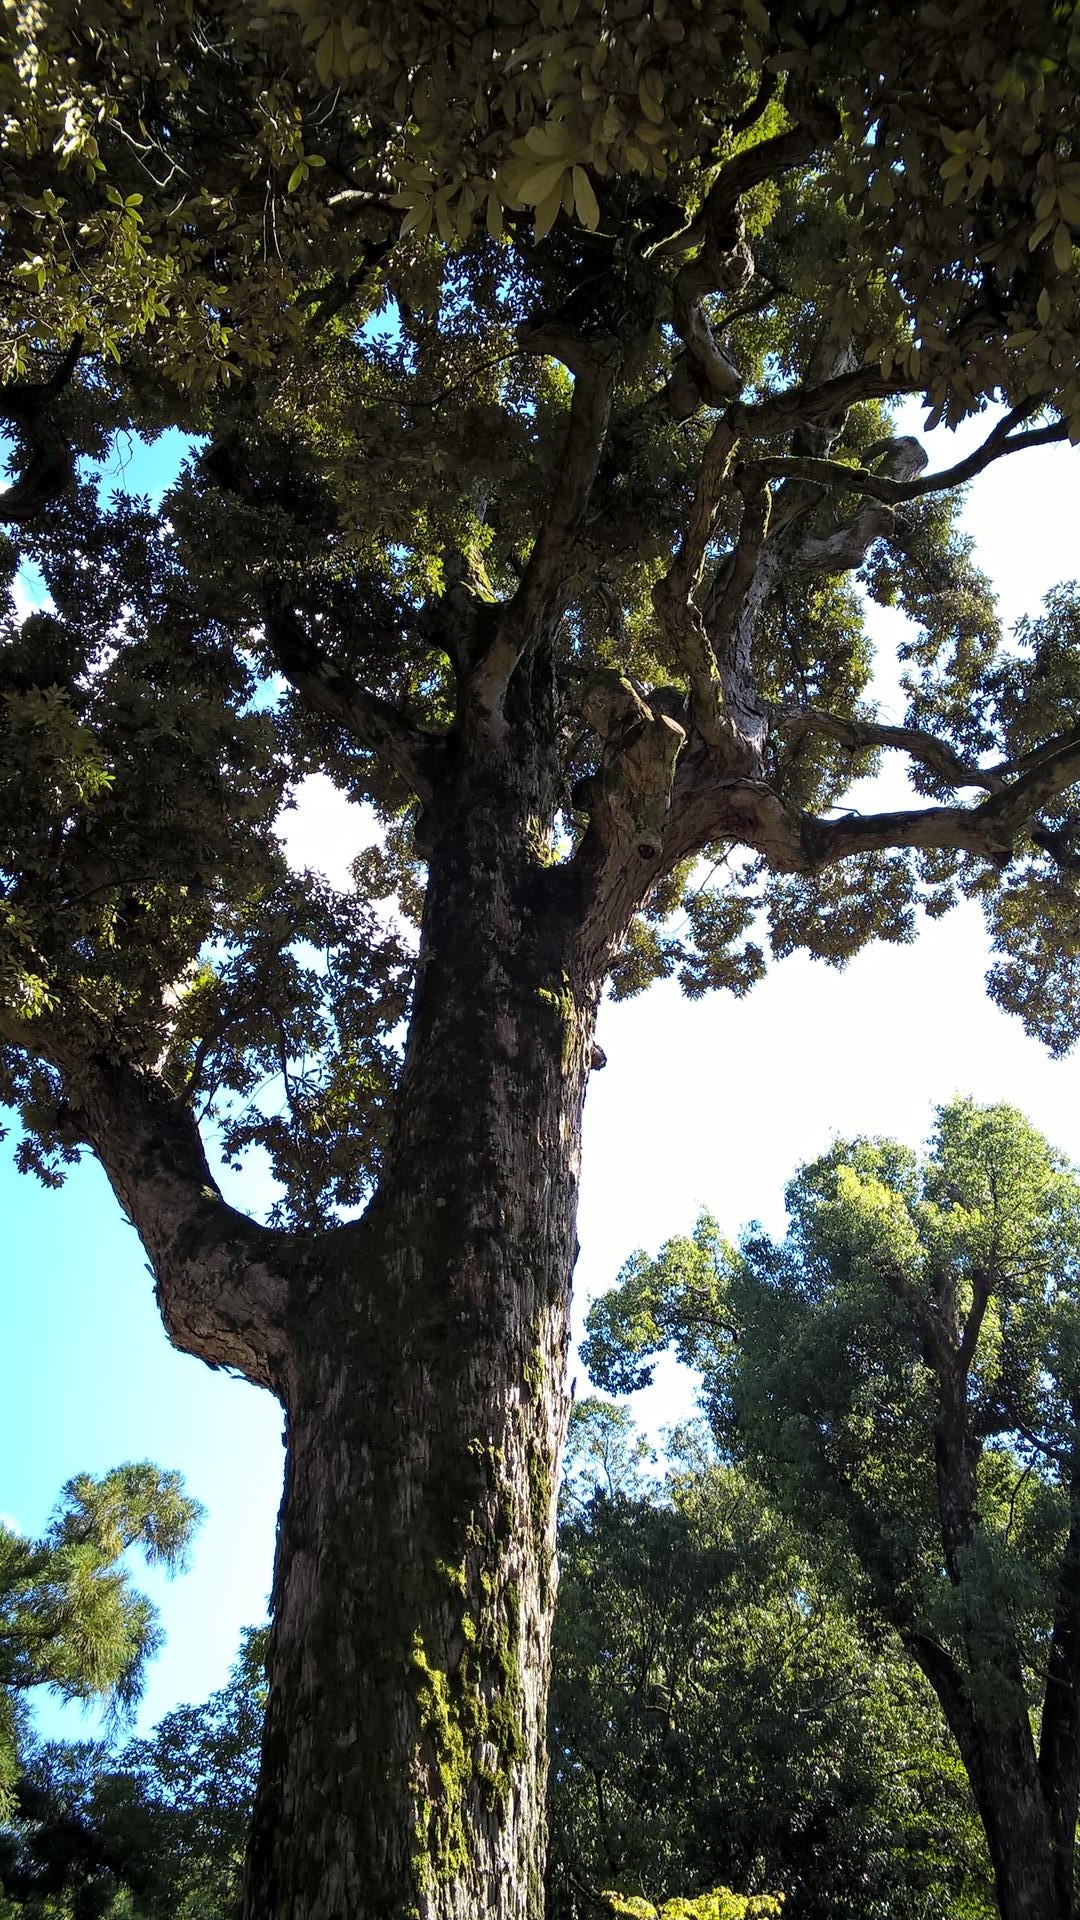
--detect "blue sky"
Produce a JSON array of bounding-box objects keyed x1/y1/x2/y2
[{"x1": 3, "y1": 406, "x2": 1080, "y2": 1743}]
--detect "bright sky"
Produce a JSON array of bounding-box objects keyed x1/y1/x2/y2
[{"x1": 3, "y1": 405, "x2": 1079, "y2": 1744}]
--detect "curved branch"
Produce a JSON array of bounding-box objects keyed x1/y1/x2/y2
[
  {"x1": 662, "y1": 721, "x2": 1080, "y2": 881},
  {"x1": 771, "y1": 707, "x2": 999, "y2": 792},
  {"x1": 0, "y1": 1020, "x2": 293, "y2": 1395},
  {"x1": 732, "y1": 365, "x2": 920, "y2": 436},
  {"x1": 742, "y1": 407, "x2": 1067, "y2": 504},
  {"x1": 265, "y1": 600, "x2": 444, "y2": 804},
  {"x1": 663, "y1": 104, "x2": 840, "y2": 412}
]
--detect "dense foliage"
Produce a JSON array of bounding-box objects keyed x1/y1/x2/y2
[
  {"x1": 6, "y1": 1, "x2": 1080, "y2": 1911},
  {"x1": 5, "y1": 2, "x2": 1080, "y2": 1193},
  {"x1": 550, "y1": 1406, "x2": 991, "y2": 1920},
  {"x1": 585, "y1": 1100, "x2": 1080, "y2": 1919},
  {"x1": 0, "y1": 1630, "x2": 263, "y2": 1920},
  {"x1": 0, "y1": 1466, "x2": 201, "y2": 1875},
  {"x1": 0, "y1": 1432, "x2": 995, "y2": 1920}
]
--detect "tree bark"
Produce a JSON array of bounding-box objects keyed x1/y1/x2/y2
[
  {"x1": 910, "y1": 1632, "x2": 1073, "y2": 1920},
  {"x1": 962, "y1": 1727, "x2": 1072, "y2": 1920},
  {"x1": 242, "y1": 779, "x2": 600, "y2": 1919},
  {"x1": 1038, "y1": 1441, "x2": 1080, "y2": 1916}
]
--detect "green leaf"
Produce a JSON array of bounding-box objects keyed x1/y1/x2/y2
[{"x1": 571, "y1": 164, "x2": 600, "y2": 230}]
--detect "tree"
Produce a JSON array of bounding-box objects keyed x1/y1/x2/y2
[
  {"x1": 0, "y1": 1465, "x2": 202, "y2": 1900},
  {"x1": 550, "y1": 1406, "x2": 991, "y2": 1920},
  {"x1": 584, "y1": 1101, "x2": 1080, "y2": 1920},
  {"x1": 4, "y1": 2, "x2": 1080, "y2": 1913},
  {"x1": 1, "y1": 1628, "x2": 264, "y2": 1920}
]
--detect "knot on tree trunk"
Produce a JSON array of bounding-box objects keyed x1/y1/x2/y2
[{"x1": 578, "y1": 671, "x2": 686, "y2": 858}]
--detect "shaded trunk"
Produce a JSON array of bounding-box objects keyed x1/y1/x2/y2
[
  {"x1": 915, "y1": 1632, "x2": 1073, "y2": 1920},
  {"x1": 964, "y1": 1726, "x2": 1072, "y2": 1920},
  {"x1": 1038, "y1": 1442, "x2": 1080, "y2": 1919},
  {"x1": 242, "y1": 780, "x2": 599, "y2": 1919}
]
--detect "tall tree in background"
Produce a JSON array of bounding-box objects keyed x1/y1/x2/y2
[
  {"x1": 4, "y1": 3, "x2": 1080, "y2": 1913},
  {"x1": 584, "y1": 1102, "x2": 1080, "y2": 1920},
  {"x1": 550, "y1": 1407, "x2": 991, "y2": 1920},
  {"x1": 0, "y1": 1467, "x2": 201, "y2": 1843}
]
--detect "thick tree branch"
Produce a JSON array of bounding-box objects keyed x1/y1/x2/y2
[
  {"x1": 705, "y1": 481, "x2": 772, "y2": 668},
  {"x1": 771, "y1": 708, "x2": 999, "y2": 792},
  {"x1": 265, "y1": 600, "x2": 444, "y2": 803},
  {"x1": 658, "y1": 718, "x2": 1080, "y2": 889},
  {"x1": 661, "y1": 101, "x2": 840, "y2": 416},
  {"x1": 741, "y1": 407, "x2": 1067, "y2": 505},
  {"x1": 878, "y1": 1261, "x2": 955, "y2": 1374},
  {"x1": 904, "y1": 1630, "x2": 979, "y2": 1760},
  {"x1": 649, "y1": 417, "x2": 741, "y2": 754},
  {"x1": 802, "y1": 733, "x2": 1080, "y2": 866},
  {"x1": 469, "y1": 343, "x2": 619, "y2": 731},
  {"x1": 957, "y1": 1267, "x2": 993, "y2": 1373},
  {"x1": 0, "y1": 1021, "x2": 293, "y2": 1394},
  {"x1": 732, "y1": 365, "x2": 921, "y2": 437},
  {"x1": 0, "y1": 338, "x2": 81, "y2": 523},
  {"x1": 575, "y1": 671, "x2": 686, "y2": 861}
]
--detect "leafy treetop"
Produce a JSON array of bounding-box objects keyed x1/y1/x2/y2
[
  {"x1": 0, "y1": 1466, "x2": 202, "y2": 1824},
  {"x1": 3, "y1": 3, "x2": 1080, "y2": 1237}
]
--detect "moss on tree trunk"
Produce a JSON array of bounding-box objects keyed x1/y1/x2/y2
[{"x1": 242, "y1": 805, "x2": 598, "y2": 1919}]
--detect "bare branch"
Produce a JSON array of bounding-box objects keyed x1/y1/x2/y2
[
  {"x1": 771, "y1": 708, "x2": 999, "y2": 793},
  {"x1": 741, "y1": 407, "x2": 1067, "y2": 505}
]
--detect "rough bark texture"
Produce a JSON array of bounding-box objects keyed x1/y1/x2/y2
[
  {"x1": 241, "y1": 749, "x2": 601, "y2": 1919},
  {"x1": 963, "y1": 1731, "x2": 1071, "y2": 1920}
]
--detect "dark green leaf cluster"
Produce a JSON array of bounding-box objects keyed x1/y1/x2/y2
[
  {"x1": 585, "y1": 1100, "x2": 1080, "y2": 1911},
  {"x1": 0, "y1": 1629, "x2": 264, "y2": 1920},
  {"x1": 549, "y1": 1418, "x2": 991, "y2": 1920},
  {"x1": 0, "y1": 1467, "x2": 202, "y2": 1829}
]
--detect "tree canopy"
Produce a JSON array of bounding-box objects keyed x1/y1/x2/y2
[
  {"x1": 5, "y1": 2, "x2": 1080, "y2": 1208},
  {"x1": 584, "y1": 1099, "x2": 1080, "y2": 1920},
  {"x1": 550, "y1": 1405, "x2": 991, "y2": 1920},
  {"x1": 0, "y1": 1466, "x2": 202, "y2": 1831},
  {"x1": 6, "y1": 3, "x2": 1080, "y2": 1914},
  {"x1": 1, "y1": 1628, "x2": 263, "y2": 1920}
]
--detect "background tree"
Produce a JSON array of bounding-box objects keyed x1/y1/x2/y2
[
  {"x1": 549, "y1": 1405, "x2": 991, "y2": 1920},
  {"x1": 5, "y1": 3, "x2": 1080, "y2": 1914},
  {"x1": 0, "y1": 1466, "x2": 201, "y2": 1909},
  {"x1": 1, "y1": 1628, "x2": 263, "y2": 1920},
  {"x1": 584, "y1": 1100, "x2": 1080, "y2": 1920}
]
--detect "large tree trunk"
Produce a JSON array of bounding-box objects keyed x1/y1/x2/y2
[
  {"x1": 910, "y1": 1630, "x2": 1074, "y2": 1920},
  {"x1": 1039, "y1": 1444, "x2": 1080, "y2": 1918},
  {"x1": 964, "y1": 1726, "x2": 1072, "y2": 1920},
  {"x1": 242, "y1": 777, "x2": 600, "y2": 1919}
]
